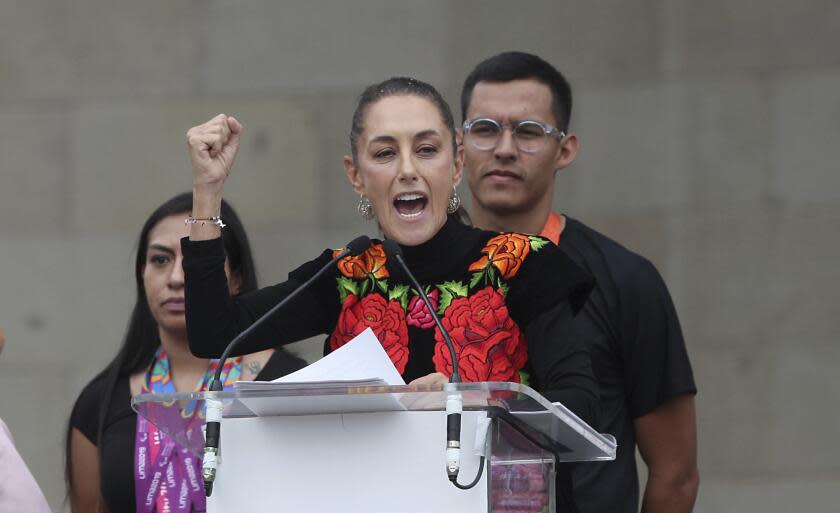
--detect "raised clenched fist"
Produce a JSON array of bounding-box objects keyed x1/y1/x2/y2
[{"x1": 186, "y1": 114, "x2": 243, "y2": 188}]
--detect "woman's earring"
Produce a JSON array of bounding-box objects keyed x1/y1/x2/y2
[
  {"x1": 447, "y1": 187, "x2": 461, "y2": 214},
  {"x1": 358, "y1": 195, "x2": 375, "y2": 220}
]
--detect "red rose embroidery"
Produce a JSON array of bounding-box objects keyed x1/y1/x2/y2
[
  {"x1": 329, "y1": 293, "x2": 409, "y2": 373},
  {"x1": 406, "y1": 289, "x2": 440, "y2": 329},
  {"x1": 432, "y1": 286, "x2": 527, "y2": 382}
]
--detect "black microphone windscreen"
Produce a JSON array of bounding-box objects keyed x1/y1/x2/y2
[
  {"x1": 381, "y1": 239, "x2": 403, "y2": 258},
  {"x1": 345, "y1": 235, "x2": 372, "y2": 257}
]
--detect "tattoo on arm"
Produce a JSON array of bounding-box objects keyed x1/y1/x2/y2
[{"x1": 246, "y1": 361, "x2": 264, "y2": 377}]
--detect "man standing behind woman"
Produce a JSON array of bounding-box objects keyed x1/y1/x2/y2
[{"x1": 460, "y1": 52, "x2": 699, "y2": 513}]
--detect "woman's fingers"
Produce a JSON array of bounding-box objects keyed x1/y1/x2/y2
[
  {"x1": 227, "y1": 115, "x2": 243, "y2": 134},
  {"x1": 186, "y1": 113, "x2": 244, "y2": 186},
  {"x1": 187, "y1": 114, "x2": 229, "y2": 155},
  {"x1": 220, "y1": 116, "x2": 242, "y2": 163},
  {"x1": 409, "y1": 372, "x2": 449, "y2": 387}
]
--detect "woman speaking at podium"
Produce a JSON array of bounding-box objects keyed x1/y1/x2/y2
[{"x1": 183, "y1": 77, "x2": 597, "y2": 419}]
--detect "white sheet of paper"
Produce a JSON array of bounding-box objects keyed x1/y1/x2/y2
[
  {"x1": 271, "y1": 326, "x2": 405, "y2": 385},
  {"x1": 232, "y1": 328, "x2": 406, "y2": 416}
]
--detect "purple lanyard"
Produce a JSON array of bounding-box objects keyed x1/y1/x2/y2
[
  {"x1": 135, "y1": 414, "x2": 205, "y2": 513},
  {"x1": 135, "y1": 348, "x2": 241, "y2": 513}
]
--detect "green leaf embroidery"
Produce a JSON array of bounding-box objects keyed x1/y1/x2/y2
[
  {"x1": 437, "y1": 289, "x2": 453, "y2": 315},
  {"x1": 486, "y1": 265, "x2": 497, "y2": 286},
  {"x1": 360, "y1": 279, "x2": 371, "y2": 297},
  {"x1": 441, "y1": 280, "x2": 468, "y2": 298},
  {"x1": 499, "y1": 282, "x2": 510, "y2": 297},
  {"x1": 336, "y1": 277, "x2": 358, "y2": 303},
  {"x1": 529, "y1": 236, "x2": 549, "y2": 252},
  {"x1": 376, "y1": 279, "x2": 389, "y2": 294},
  {"x1": 469, "y1": 271, "x2": 484, "y2": 289},
  {"x1": 389, "y1": 283, "x2": 409, "y2": 301},
  {"x1": 389, "y1": 284, "x2": 410, "y2": 311},
  {"x1": 436, "y1": 280, "x2": 467, "y2": 315}
]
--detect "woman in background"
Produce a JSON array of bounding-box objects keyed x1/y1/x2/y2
[{"x1": 66, "y1": 192, "x2": 305, "y2": 513}]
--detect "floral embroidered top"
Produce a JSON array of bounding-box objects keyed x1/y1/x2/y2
[{"x1": 183, "y1": 216, "x2": 596, "y2": 415}]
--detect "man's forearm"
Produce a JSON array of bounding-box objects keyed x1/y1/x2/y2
[
  {"x1": 641, "y1": 468, "x2": 699, "y2": 513},
  {"x1": 636, "y1": 394, "x2": 699, "y2": 513}
]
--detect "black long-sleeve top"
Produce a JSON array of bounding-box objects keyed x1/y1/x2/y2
[{"x1": 182, "y1": 216, "x2": 599, "y2": 423}]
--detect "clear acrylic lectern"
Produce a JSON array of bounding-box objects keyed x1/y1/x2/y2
[{"x1": 133, "y1": 382, "x2": 616, "y2": 513}]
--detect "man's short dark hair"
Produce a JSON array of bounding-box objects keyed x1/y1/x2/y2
[{"x1": 460, "y1": 51, "x2": 572, "y2": 131}]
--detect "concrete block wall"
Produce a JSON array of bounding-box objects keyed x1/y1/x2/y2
[{"x1": 0, "y1": 1, "x2": 837, "y2": 511}]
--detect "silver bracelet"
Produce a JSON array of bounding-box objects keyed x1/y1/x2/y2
[{"x1": 185, "y1": 216, "x2": 226, "y2": 228}]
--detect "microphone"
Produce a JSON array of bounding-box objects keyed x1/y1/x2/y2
[
  {"x1": 381, "y1": 239, "x2": 465, "y2": 484},
  {"x1": 380, "y1": 240, "x2": 461, "y2": 383},
  {"x1": 202, "y1": 235, "x2": 372, "y2": 496}
]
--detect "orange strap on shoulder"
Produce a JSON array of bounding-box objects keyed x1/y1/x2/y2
[{"x1": 538, "y1": 211, "x2": 565, "y2": 245}]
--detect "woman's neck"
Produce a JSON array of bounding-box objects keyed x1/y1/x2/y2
[
  {"x1": 158, "y1": 329, "x2": 210, "y2": 392},
  {"x1": 396, "y1": 215, "x2": 475, "y2": 280}
]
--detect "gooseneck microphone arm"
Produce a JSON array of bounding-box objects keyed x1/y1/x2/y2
[
  {"x1": 381, "y1": 240, "x2": 460, "y2": 383},
  {"x1": 382, "y1": 239, "x2": 483, "y2": 490},
  {"x1": 201, "y1": 235, "x2": 372, "y2": 496}
]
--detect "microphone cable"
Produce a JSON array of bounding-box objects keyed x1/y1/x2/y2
[{"x1": 382, "y1": 239, "x2": 485, "y2": 490}]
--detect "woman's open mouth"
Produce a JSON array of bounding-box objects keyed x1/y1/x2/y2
[{"x1": 393, "y1": 192, "x2": 428, "y2": 219}]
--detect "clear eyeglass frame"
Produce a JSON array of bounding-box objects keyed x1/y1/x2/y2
[{"x1": 462, "y1": 117, "x2": 566, "y2": 153}]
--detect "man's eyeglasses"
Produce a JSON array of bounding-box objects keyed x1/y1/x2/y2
[{"x1": 462, "y1": 118, "x2": 565, "y2": 153}]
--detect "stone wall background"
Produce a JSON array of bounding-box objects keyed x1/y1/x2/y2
[{"x1": 1, "y1": 1, "x2": 838, "y2": 511}]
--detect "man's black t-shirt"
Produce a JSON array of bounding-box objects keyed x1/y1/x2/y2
[{"x1": 556, "y1": 216, "x2": 697, "y2": 513}]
